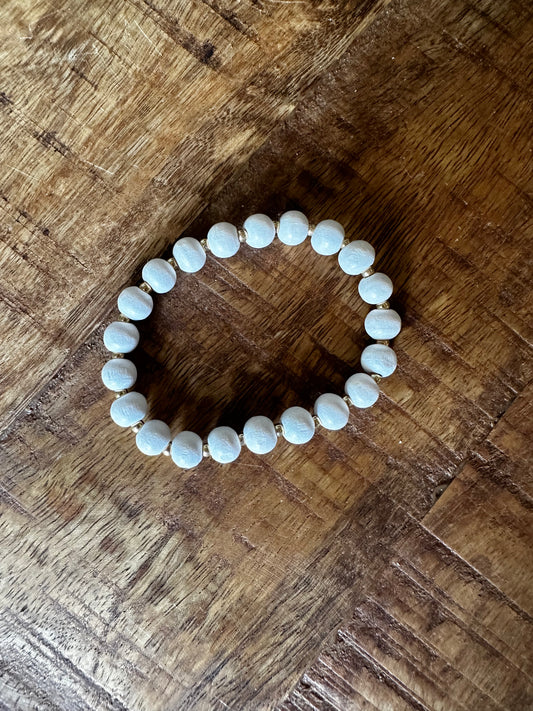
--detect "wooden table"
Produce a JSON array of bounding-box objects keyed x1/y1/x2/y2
[{"x1": 1, "y1": 1, "x2": 532, "y2": 709}]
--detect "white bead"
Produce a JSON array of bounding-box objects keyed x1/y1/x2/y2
[
  {"x1": 117, "y1": 286, "x2": 153, "y2": 321},
  {"x1": 338, "y1": 240, "x2": 375, "y2": 275},
  {"x1": 314, "y1": 393, "x2": 350, "y2": 430},
  {"x1": 172, "y1": 237, "x2": 207, "y2": 273},
  {"x1": 243, "y1": 214, "x2": 276, "y2": 248},
  {"x1": 280, "y1": 406, "x2": 315, "y2": 444},
  {"x1": 207, "y1": 222, "x2": 240, "y2": 258},
  {"x1": 243, "y1": 416, "x2": 277, "y2": 454},
  {"x1": 345, "y1": 373, "x2": 380, "y2": 408},
  {"x1": 136, "y1": 420, "x2": 171, "y2": 456},
  {"x1": 142, "y1": 258, "x2": 177, "y2": 294},
  {"x1": 171, "y1": 431, "x2": 203, "y2": 469},
  {"x1": 365, "y1": 309, "x2": 402, "y2": 340},
  {"x1": 101, "y1": 358, "x2": 137, "y2": 391},
  {"x1": 361, "y1": 344, "x2": 398, "y2": 377},
  {"x1": 103, "y1": 321, "x2": 140, "y2": 353},
  {"x1": 110, "y1": 391, "x2": 148, "y2": 428},
  {"x1": 311, "y1": 219, "x2": 345, "y2": 256},
  {"x1": 278, "y1": 210, "x2": 309, "y2": 245},
  {"x1": 207, "y1": 426, "x2": 241, "y2": 463},
  {"x1": 358, "y1": 273, "x2": 393, "y2": 304}
]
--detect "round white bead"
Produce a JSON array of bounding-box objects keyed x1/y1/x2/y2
[
  {"x1": 243, "y1": 416, "x2": 277, "y2": 454},
  {"x1": 101, "y1": 358, "x2": 137, "y2": 392},
  {"x1": 358, "y1": 273, "x2": 393, "y2": 305},
  {"x1": 277, "y1": 210, "x2": 309, "y2": 245},
  {"x1": 172, "y1": 237, "x2": 207, "y2": 273},
  {"x1": 207, "y1": 222, "x2": 240, "y2": 258},
  {"x1": 361, "y1": 344, "x2": 398, "y2": 377},
  {"x1": 311, "y1": 219, "x2": 345, "y2": 256},
  {"x1": 103, "y1": 321, "x2": 140, "y2": 353},
  {"x1": 142, "y1": 258, "x2": 177, "y2": 294},
  {"x1": 243, "y1": 214, "x2": 276, "y2": 248},
  {"x1": 338, "y1": 240, "x2": 375, "y2": 275},
  {"x1": 171, "y1": 431, "x2": 204, "y2": 469},
  {"x1": 365, "y1": 309, "x2": 402, "y2": 340},
  {"x1": 345, "y1": 373, "x2": 380, "y2": 408},
  {"x1": 136, "y1": 420, "x2": 171, "y2": 456},
  {"x1": 110, "y1": 391, "x2": 148, "y2": 428},
  {"x1": 314, "y1": 393, "x2": 350, "y2": 430},
  {"x1": 207, "y1": 426, "x2": 241, "y2": 463},
  {"x1": 117, "y1": 286, "x2": 153, "y2": 321},
  {"x1": 280, "y1": 406, "x2": 315, "y2": 444}
]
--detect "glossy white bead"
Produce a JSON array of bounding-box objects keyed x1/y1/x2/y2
[
  {"x1": 314, "y1": 393, "x2": 350, "y2": 430},
  {"x1": 311, "y1": 219, "x2": 345, "y2": 256},
  {"x1": 103, "y1": 321, "x2": 140, "y2": 353},
  {"x1": 358, "y1": 273, "x2": 393, "y2": 305},
  {"x1": 338, "y1": 240, "x2": 375, "y2": 275},
  {"x1": 361, "y1": 344, "x2": 398, "y2": 377},
  {"x1": 277, "y1": 210, "x2": 309, "y2": 245},
  {"x1": 243, "y1": 214, "x2": 276, "y2": 248},
  {"x1": 280, "y1": 406, "x2": 315, "y2": 444},
  {"x1": 171, "y1": 431, "x2": 204, "y2": 469},
  {"x1": 207, "y1": 222, "x2": 240, "y2": 258},
  {"x1": 365, "y1": 309, "x2": 402, "y2": 340},
  {"x1": 117, "y1": 286, "x2": 153, "y2": 321},
  {"x1": 243, "y1": 416, "x2": 277, "y2": 454},
  {"x1": 136, "y1": 420, "x2": 171, "y2": 456},
  {"x1": 345, "y1": 373, "x2": 380, "y2": 408},
  {"x1": 172, "y1": 237, "x2": 207, "y2": 273},
  {"x1": 142, "y1": 258, "x2": 177, "y2": 294},
  {"x1": 101, "y1": 358, "x2": 137, "y2": 392},
  {"x1": 207, "y1": 426, "x2": 241, "y2": 463},
  {"x1": 110, "y1": 391, "x2": 148, "y2": 428}
]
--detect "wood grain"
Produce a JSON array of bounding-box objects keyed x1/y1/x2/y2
[
  {"x1": 0, "y1": 0, "x2": 532, "y2": 709},
  {"x1": 0, "y1": 0, "x2": 389, "y2": 431}
]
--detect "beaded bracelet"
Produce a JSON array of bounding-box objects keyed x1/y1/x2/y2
[{"x1": 101, "y1": 211, "x2": 401, "y2": 468}]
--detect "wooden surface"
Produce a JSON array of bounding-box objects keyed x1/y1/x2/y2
[{"x1": 0, "y1": 0, "x2": 532, "y2": 709}]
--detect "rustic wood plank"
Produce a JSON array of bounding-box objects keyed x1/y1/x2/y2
[
  {"x1": 0, "y1": 0, "x2": 389, "y2": 431},
  {"x1": 282, "y1": 391, "x2": 533, "y2": 710},
  {"x1": 1, "y1": 0, "x2": 532, "y2": 709}
]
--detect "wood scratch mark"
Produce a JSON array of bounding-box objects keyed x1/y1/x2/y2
[
  {"x1": 80, "y1": 159, "x2": 116, "y2": 175},
  {"x1": 133, "y1": 20, "x2": 163, "y2": 55},
  {"x1": 6, "y1": 165, "x2": 36, "y2": 180}
]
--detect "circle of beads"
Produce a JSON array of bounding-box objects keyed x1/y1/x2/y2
[{"x1": 101, "y1": 211, "x2": 401, "y2": 468}]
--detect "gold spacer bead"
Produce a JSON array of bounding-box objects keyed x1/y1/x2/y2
[
  {"x1": 376, "y1": 339, "x2": 390, "y2": 345},
  {"x1": 162, "y1": 446, "x2": 171, "y2": 457},
  {"x1": 361, "y1": 267, "x2": 375, "y2": 278},
  {"x1": 139, "y1": 281, "x2": 152, "y2": 293},
  {"x1": 113, "y1": 353, "x2": 125, "y2": 358},
  {"x1": 307, "y1": 223, "x2": 316, "y2": 237},
  {"x1": 341, "y1": 238, "x2": 350, "y2": 248},
  {"x1": 313, "y1": 415, "x2": 321, "y2": 428},
  {"x1": 114, "y1": 390, "x2": 128, "y2": 399},
  {"x1": 118, "y1": 314, "x2": 130, "y2": 323},
  {"x1": 200, "y1": 238, "x2": 209, "y2": 252},
  {"x1": 273, "y1": 219, "x2": 280, "y2": 236},
  {"x1": 167, "y1": 256, "x2": 178, "y2": 269},
  {"x1": 274, "y1": 423, "x2": 284, "y2": 437},
  {"x1": 371, "y1": 373, "x2": 383, "y2": 383},
  {"x1": 376, "y1": 301, "x2": 390, "y2": 309},
  {"x1": 202, "y1": 443, "x2": 210, "y2": 458},
  {"x1": 343, "y1": 394, "x2": 352, "y2": 406},
  {"x1": 131, "y1": 420, "x2": 144, "y2": 433},
  {"x1": 238, "y1": 433, "x2": 245, "y2": 445},
  {"x1": 238, "y1": 228, "x2": 247, "y2": 243}
]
